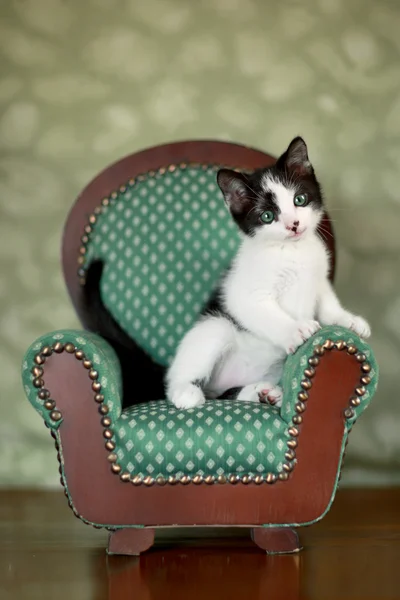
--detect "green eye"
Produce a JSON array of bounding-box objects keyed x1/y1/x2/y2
[
  {"x1": 294, "y1": 193, "x2": 308, "y2": 207},
  {"x1": 260, "y1": 210, "x2": 274, "y2": 224}
]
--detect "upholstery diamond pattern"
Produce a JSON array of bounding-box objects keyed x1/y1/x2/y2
[
  {"x1": 116, "y1": 400, "x2": 287, "y2": 478},
  {"x1": 85, "y1": 166, "x2": 240, "y2": 365}
]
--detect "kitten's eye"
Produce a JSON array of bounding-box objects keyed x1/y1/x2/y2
[
  {"x1": 260, "y1": 210, "x2": 274, "y2": 224},
  {"x1": 294, "y1": 193, "x2": 308, "y2": 207}
]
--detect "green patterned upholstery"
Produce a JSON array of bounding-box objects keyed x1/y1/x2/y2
[
  {"x1": 22, "y1": 327, "x2": 378, "y2": 479},
  {"x1": 84, "y1": 165, "x2": 240, "y2": 365}
]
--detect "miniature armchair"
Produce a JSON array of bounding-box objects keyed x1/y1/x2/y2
[{"x1": 21, "y1": 141, "x2": 378, "y2": 555}]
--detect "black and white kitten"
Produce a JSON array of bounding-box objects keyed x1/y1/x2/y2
[{"x1": 166, "y1": 137, "x2": 371, "y2": 410}]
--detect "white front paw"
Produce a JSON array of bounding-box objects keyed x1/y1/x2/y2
[
  {"x1": 330, "y1": 312, "x2": 371, "y2": 339},
  {"x1": 347, "y1": 314, "x2": 371, "y2": 339},
  {"x1": 284, "y1": 320, "x2": 321, "y2": 354}
]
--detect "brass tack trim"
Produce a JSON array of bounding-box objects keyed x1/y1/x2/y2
[
  {"x1": 143, "y1": 475, "x2": 154, "y2": 486},
  {"x1": 241, "y1": 475, "x2": 250, "y2": 484},
  {"x1": 81, "y1": 234, "x2": 89, "y2": 244},
  {"x1": 282, "y1": 463, "x2": 293, "y2": 473},
  {"x1": 168, "y1": 165, "x2": 176, "y2": 172},
  {"x1": 34, "y1": 354, "x2": 45, "y2": 365},
  {"x1": 107, "y1": 453, "x2": 117, "y2": 463},
  {"x1": 32, "y1": 366, "x2": 43, "y2": 377},
  {"x1": 298, "y1": 391, "x2": 309, "y2": 402},
  {"x1": 204, "y1": 475, "x2": 215, "y2": 485},
  {"x1": 111, "y1": 464, "x2": 121, "y2": 474},
  {"x1": 119, "y1": 185, "x2": 127, "y2": 193},
  {"x1": 304, "y1": 367, "x2": 315, "y2": 378},
  {"x1": 42, "y1": 346, "x2": 52, "y2": 356},
  {"x1": 51, "y1": 342, "x2": 64, "y2": 357},
  {"x1": 355, "y1": 386, "x2": 366, "y2": 397},
  {"x1": 180, "y1": 475, "x2": 191, "y2": 485},
  {"x1": 84, "y1": 224, "x2": 92, "y2": 234},
  {"x1": 94, "y1": 206, "x2": 102, "y2": 215},
  {"x1": 266, "y1": 473, "x2": 277, "y2": 484},
  {"x1": 295, "y1": 402, "x2": 306, "y2": 413},
  {"x1": 120, "y1": 472, "x2": 130, "y2": 482},
  {"x1": 229, "y1": 474, "x2": 239, "y2": 484},
  {"x1": 347, "y1": 345, "x2": 357, "y2": 355},
  {"x1": 350, "y1": 396, "x2": 361, "y2": 407},
  {"x1": 301, "y1": 379, "x2": 312, "y2": 390},
  {"x1": 323, "y1": 339, "x2": 334, "y2": 350},
  {"x1": 287, "y1": 439, "x2": 298, "y2": 449},
  {"x1": 168, "y1": 476, "x2": 178, "y2": 485},
  {"x1": 83, "y1": 359, "x2": 92, "y2": 369},
  {"x1": 156, "y1": 476, "x2": 167, "y2": 486},
  {"x1": 193, "y1": 475, "x2": 203, "y2": 484},
  {"x1": 217, "y1": 475, "x2": 226, "y2": 484},
  {"x1": 254, "y1": 475, "x2": 263, "y2": 485},
  {"x1": 89, "y1": 214, "x2": 96, "y2": 224},
  {"x1": 95, "y1": 393, "x2": 104, "y2": 403},
  {"x1": 99, "y1": 404, "x2": 109, "y2": 414},
  {"x1": 101, "y1": 416, "x2": 111, "y2": 427},
  {"x1": 288, "y1": 426, "x2": 299, "y2": 437},
  {"x1": 103, "y1": 429, "x2": 113, "y2": 439},
  {"x1": 75, "y1": 350, "x2": 84, "y2": 360},
  {"x1": 334, "y1": 340, "x2": 346, "y2": 350},
  {"x1": 105, "y1": 440, "x2": 116, "y2": 451},
  {"x1": 158, "y1": 168, "x2": 166, "y2": 175},
  {"x1": 132, "y1": 475, "x2": 142, "y2": 486},
  {"x1": 50, "y1": 410, "x2": 62, "y2": 421},
  {"x1": 92, "y1": 382, "x2": 101, "y2": 392},
  {"x1": 356, "y1": 353, "x2": 366, "y2": 363},
  {"x1": 38, "y1": 389, "x2": 50, "y2": 400},
  {"x1": 79, "y1": 246, "x2": 86, "y2": 255},
  {"x1": 102, "y1": 197, "x2": 110, "y2": 206},
  {"x1": 293, "y1": 415, "x2": 303, "y2": 425},
  {"x1": 77, "y1": 256, "x2": 85, "y2": 267},
  {"x1": 278, "y1": 472, "x2": 289, "y2": 481},
  {"x1": 33, "y1": 377, "x2": 44, "y2": 388},
  {"x1": 308, "y1": 356, "x2": 319, "y2": 367},
  {"x1": 89, "y1": 369, "x2": 98, "y2": 380},
  {"x1": 314, "y1": 345, "x2": 325, "y2": 356},
  {"x1": 361, "y1": 363, "x2": 371, "y2": 373},
  {"x1": 285, "y1": 450, "x2": 296, "y2": 461},
  {"x1": 44, "y1": 399, "x2": 56, "y2": 410},
  {"x1": 111, "y1": 191, "x2": 118, "y2": 199},
  {"x1": 65, "y1": 343, "x2": 75, "y2": 353},
  {"x1": 361, "y1": 375, "x2": 371, "y2": 385},
  {"x1": 344, "y1": 408, "x2": 355, "y2": 419}
]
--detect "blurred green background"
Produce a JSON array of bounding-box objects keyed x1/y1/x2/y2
[{"x1": 1, "y1": 0, "x2": 399, "y2": 486}]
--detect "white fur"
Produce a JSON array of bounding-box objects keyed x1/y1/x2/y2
[{"x1": 166, "y1": 179, "x2": 371, "y2": 409}]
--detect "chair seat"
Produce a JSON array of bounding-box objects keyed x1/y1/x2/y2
[{"x1": 115, "y1": 400, "x2": 291, "y2": 479}]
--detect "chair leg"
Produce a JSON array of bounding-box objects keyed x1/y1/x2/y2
[
  {"x1": 251, "y1": 527, "x2": 301, "y2": 555},
  {"x1": 107, "y1": 527, "x2": 155, "y2": 556}
]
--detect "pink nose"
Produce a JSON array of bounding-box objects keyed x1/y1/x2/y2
[{"x1": 286, "y1": 220, "x2": 299, "y2": 231}]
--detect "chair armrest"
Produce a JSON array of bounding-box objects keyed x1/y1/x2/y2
[
  {"x1": 280, "y1": 325, "x2": 378, "y2": 428},
  {"x1": 21, "y1": 330, "x2": 123, "y2": 429}
]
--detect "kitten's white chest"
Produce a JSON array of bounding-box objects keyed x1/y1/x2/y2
[{"x1": 272, "y1": 239, "x2": 327, "y2": 319}]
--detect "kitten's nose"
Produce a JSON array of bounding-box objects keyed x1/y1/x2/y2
[{"x1": 286, "y1": 220, "x2": 300, "y2": 231}]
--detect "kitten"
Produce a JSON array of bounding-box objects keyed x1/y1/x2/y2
[{"x1": 166, "y1": 137, "x2": 371, "y2": 410}]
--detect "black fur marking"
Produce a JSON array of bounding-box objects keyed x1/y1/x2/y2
[
  {"x1": 218, "y1": 387, "x2": 242, "y2": 400},
  {"x1": 81, "y1": 260, "x2": 166, "y2": 408}
]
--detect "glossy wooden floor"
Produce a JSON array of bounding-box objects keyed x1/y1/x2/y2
[{"x1": 2, "y1": 488, "x2": 400, "y2": 599}]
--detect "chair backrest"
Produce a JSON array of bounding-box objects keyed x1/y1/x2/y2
[{"x1": 63, "y1": 141, "x2": 335, "y2": 365}]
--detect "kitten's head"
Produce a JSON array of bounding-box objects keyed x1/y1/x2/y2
[{"x1": 217, "y1": 137, "x2": 323, "y2": 242}]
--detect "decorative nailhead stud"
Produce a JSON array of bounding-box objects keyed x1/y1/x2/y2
[
  {"x1": 50, "y1": 410, "x2": 62, "y2": 421},
  {"x1": 120, "y1": 472, "x2": 130, "y2": 482},
  {"x1": 65, "y1": 343, "x2": 75, "y2": 354}
]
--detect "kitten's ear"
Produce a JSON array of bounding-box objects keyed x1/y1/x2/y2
[
  {"x1": 217, "y1": 169, "x2": 251, "y2": 214},
  {"x1": 276, "y1": 137, "x2": 313, "y2": 176}
]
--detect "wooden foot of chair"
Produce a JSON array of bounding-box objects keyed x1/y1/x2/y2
[
  {"x1": 251, "y1": 527, "x2": 301, "y2": 555},
  {"x1": 107, "y1": 527, "x2": 155, "y2": 556}
]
